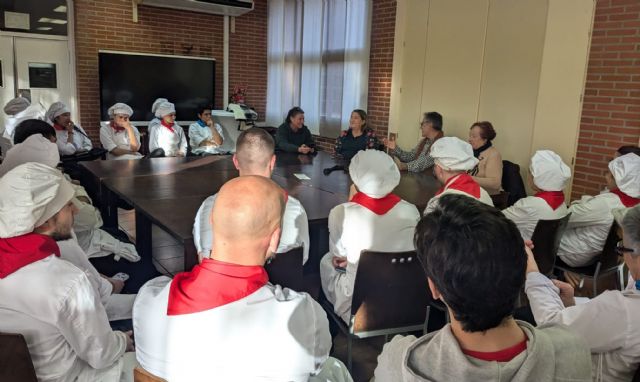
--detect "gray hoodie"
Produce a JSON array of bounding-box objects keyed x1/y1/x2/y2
[{"x1": 374, "y1": 320, "x2": 591, "y2": 382}]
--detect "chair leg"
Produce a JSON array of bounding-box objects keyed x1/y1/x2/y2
[
  {"x1": 445, "y1": 309, "x2": 450, "y2": 324},
  {"x1": 347, "y1": 335, "x2": 352, "y2": 372},
  {"x1": 424, "y1": 306, "x2": 431, "y2": 335}
]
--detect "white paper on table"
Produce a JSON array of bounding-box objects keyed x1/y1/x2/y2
[{"x1": 294, "y1": 173, "x2": 311, "y2": 180}]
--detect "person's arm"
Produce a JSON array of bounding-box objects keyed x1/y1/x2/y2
[
  {"x1": 278, "y1": 199, "x2": 310, "y2": 265},
  {"x1": 189, "y1": 124, "x2": 205, "y2": 148},
  {"x1": 193, "y1": 195, "x2": 216, "y2": 258},
  {"x1": 334, "y1": 133, "x2": 345, "y2": 155},
  {"x1": 147, "y1": 124, "x2": 160, "y2": 152},
  {"x1": 308, "y1": 298, "x2": 331, "y2": 374},
  {"x1": 472, "y1": 149, "x2": 502, "y2": 193},
  {"x1": 178, "y1": 126, "x2": 188, "y2": 156},
  {"x1": 100, "y1": 126, "x2": 118, "y2": 154},
  {"x1": 275, "y1": 125, "x2": 300, "y2": 153},
  {"x1": 57, "y1": 131, "x2": 77, "y2": 155},
  {"x1": 405, "y1": 147, "x2": 435, "y2": 172},
  {"x1": 304, "y1": 127, "x2": 316, "y2": 151},
  {"x1": 76, "y1": 126, "x2": 93, "y2": 151},
  {"x1": 125, "y1": 124, "x2": 140, "y2": 152},
  {"x1": 502, "y1": 198, "x2": 535, "y2": 236},
  {"x1": 210, "y1": 123, "x2": 224, "y2": 146},
  {"x1": 566, "y1": 196, "x2": 613, "y2": 229},
  {"x1": 390, "y1": 143, "x2": 418, "y2": 162}
]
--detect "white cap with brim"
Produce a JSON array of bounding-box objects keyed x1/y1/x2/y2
[
  {"x1": 430, "y1": 137, "x2": 479, "y2": 172},
  {"x1": 349, "y1": 150, "x2": 400, "y2": 198},
  {"x1": 0, "y1": 162, "x2": 75, "y2": 238},
  {"x1": 3, "y1": 97, "x2": 30, "y2": 116},
  {"x1": 609, "y1": 153, "x2": 640, "y2": 198},
  {"x1": 0, "y1": 134, "x2": 60, "y2": 177},
  {"x1": 45, "y1": 101, "x2": 70, "y2": 123},
  {"x1": 154, "y1": 101, "x2": 176, "y2": 118},
  {"x1": 108, "y1": 103, "x2": 133, "y2": 118},
  {"x1": 530, "y1": 150, "x2": 572, "y2": 192}
]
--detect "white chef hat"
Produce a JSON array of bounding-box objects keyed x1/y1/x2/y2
[
  {"x1": 0, "y1": 134, "x2": 60, "y2": 177},
  {"x1": 108, "y1": 103, "x2": 133, "y2": 118},
  {"x1": 349, "y1": 150, "x2": 400, "y2": 198},
  {"x1": 609, "y1": 153, "x2": 640, "y2": 198},
  {"x1": 45, "y1": 101, "x2": 70, "y2": 123},
  {"x1": 430, "y1": 137, "x2": 479, "y2": 171},
  {"x1": 530, "y1": 150, "x2": 571, "y2": 192},
  {"x1": 0, "y1": 162, "x2": 75, "y2": 238},
  {"x1": 152, "y1": 98, "x2": 168, "y2": 114},
  {"x1": 154, "y1": 101, "x2": 176, "y2": 118},
  {"x1": 3, "y1": 97, "x2": 30, "y2": 116}
]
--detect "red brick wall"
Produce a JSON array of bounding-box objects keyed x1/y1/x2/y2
[{"x1": 572, "y1": 0, "x2": 640, "y2": 199}]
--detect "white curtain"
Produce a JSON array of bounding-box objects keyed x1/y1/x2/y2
[{"x1": 266, "y1": 0, "x2": 372, "y2": 136}]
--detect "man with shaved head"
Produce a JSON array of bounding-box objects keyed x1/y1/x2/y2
[
  {"x1": 193, "y1": 127, "x2": 310, "y2": 263},
  {"x1": 133, "y1": 176, "x2": 352, "y2": 381}
]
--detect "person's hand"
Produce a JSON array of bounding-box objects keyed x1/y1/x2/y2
[
  {"x1": 298, "y1": 145, "x2": 311, "y2": 154},
  {"x1": 348, "y1": 184, "x2": 357, "y2": 201},
  {"x1": 332, "y1": 256, "x2": 347, "y2": 269},
  {"x1": 177, "y1": 151, "x2": 186, "y2": 157},
  {"x1": 106, "y1": 276, "x2": 125, "y2": 294},
  {"x1": 124, "y1": 330, "x2": 135, "y2": 352},
  {"x1": 525, "y1": 244, "x2": 539, "y2": 274},
  {"x1": 551, "y1": 279, "x2": 576, "y2": 307},
  {"x1": 383, "y1": 137, "x2": 396, "y2": 150},
  {"x1": 65, "y1": 122, "x2": 74, "y2": 132},
  {"x1": 393, "y1": 156, "x2": 408, "y2": 171}
]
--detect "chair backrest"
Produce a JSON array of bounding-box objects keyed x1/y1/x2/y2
[
  {"x1": 134, "y1": 366, "x2": 167, "y2": 382},
  {"x1": 490, "y1": 191, "x2": 510, "y2": 210},
  {"x1": 0, "y1": 332, "x2": 38, "y2": 382},
  {"x1": 531, "y1": 213, "x2": 572, "y2": 275},
  {"x1": 264, "y1": 247, "x2": 304, "y2": 291},
  {"x1": 502, "y1": 160, "x2": 527, "y2": 207},
  {"x1": 351, "y1": 250, "x2": 430, "y2": 333},
  {"x1": 598, "y1": 221, "x2": 622, "y2": 270}
]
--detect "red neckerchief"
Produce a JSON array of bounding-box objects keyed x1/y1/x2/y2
[
  {"x1": 351, "y1": 192, "x2": 401, "y2": 215},
  {"x1": 435, "y1": 174, "x2": 481, "y2": 198},
  {"x1": 161, "y1": 119, "x2": 176, "y2": 133},
  {"x1": 53, "y1": 123, "x2": 66, "y2": 131},
  {"x1": 0, "y1": 233, "x2": 60, "y2": 279},
  {"x1": 462, "y1": 339, "x2": 527, "y2": 362},
  {"x1": 611, "y1": 188, "x2": 640, "y2": 208},
  {"x1": 167, "y1": 258, "x2": 268, "y2": 316},
  {"x1": 111, "y1": 121, "x2": 125, "y2": 132},
  {"x1": 534, "y1": 191, "x2": 565, "y2": 210}
]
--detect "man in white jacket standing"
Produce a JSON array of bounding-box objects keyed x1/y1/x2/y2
[{"x1": 0, "y1": 163, "x2": 135, "y2": 381}]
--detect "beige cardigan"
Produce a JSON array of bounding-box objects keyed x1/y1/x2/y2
[{"x1": 472, "y1": 145, "x2": 502, "y2": 195}]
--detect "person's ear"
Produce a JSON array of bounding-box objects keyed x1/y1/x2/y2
[
  {"x1": 232, "y1": 154, "x2": 240, "y2": 170},
  {"x1": 269, "y1": 154, "x2": 276, "y2": 172},
  {"x1": 428, "y1": 278, "x2": 442, "y2": 300}
]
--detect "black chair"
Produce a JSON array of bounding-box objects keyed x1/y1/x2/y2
[
  {"x1": 531, "y1": 213, "x2": 572, "y2": 276},
  {"x1": 264, "y1": 247, "x2": 304, "y2": 292},
  {"x1": 554, "y1": 222, "x2": 623, "y2": 296},
  {"x1": 502, "y1": 160, "x2": 527, "y2": 207},
  {"x1": 633, "y1": 363, "x2": 640, "y2": 382},
  {"x1": 0, "y1": 332, "x2": 38, "y2": 382},
  {"x1": 320, "y1": 250, "x2": 430, "y2": 371},
  {"x1": 490, "y1": 191, "x2": 510, "y2": 210}
]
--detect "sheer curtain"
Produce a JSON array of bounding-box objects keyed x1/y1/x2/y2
[{"x1": 266, "y1": 0, "x2": 372, "y2": 137}]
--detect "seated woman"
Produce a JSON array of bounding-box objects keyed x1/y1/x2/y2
[
  {"x1": 275, "y1": 106, "x2": 316, "y2": 154},
  {"x1": 502, "y1": 150, "x2": 571, "y2": 240},
  {"x1": 320, "y1": 150, "x2": 420, "y2": 323},
  {"x1": 188, "y1": 104, "x2": 224, "y2": 155},
  {"x1": 384, "y1": 111, "x2": 444, "y2": 172},
  {"x1": 100, "y1": 103, "x2": 142, "y2": 160},
  {"x1": 468, "y1": 121, "x2": 503, "y2": 195},
  {"x1": 148, "y1": 101, "x2": 187, "y2": 157},
  {"x1": 334, "y1": 109, "x2": 380, "y2": 161},
  {"x1": 46, "y1": 101, "x2": 93, "y2": 156}
]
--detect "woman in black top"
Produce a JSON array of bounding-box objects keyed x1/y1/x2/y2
[
  {"x1": 275, "y1": 107, "x2": 316, "y2": 154},
  {"x1": 334, "y1": 109, "x2": 380, "y2": 160}
]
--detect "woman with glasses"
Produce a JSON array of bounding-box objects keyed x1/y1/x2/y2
[{"x1": 383, "y1": 111, "x2": 443, "y2": 172}]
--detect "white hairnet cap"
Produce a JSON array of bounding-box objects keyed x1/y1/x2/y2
[
  {"x1": 609, "y1": 153, "x2": 640, "y2": 198},
  {"x1": 349, "y1": 150, "x2": 400, "y2": 198},
  {"x1": 530, "y1": 150, "x2": 571, "y2": 191},
  {"x1": 152, "y1": 98, "x2": 168, "y2": 114},
  {"x1": 154, "y1": 101, "x2": 176, "y2": 118},
  {"x1": 3, "y1": 97, "x2": 30, "y2": 116},
  {"x1": 108, "y1": 103, "x2": 133, "y2": 118},
  {"x1": 0, "y1": 162, "x2": 74, "y2": 238},
  {"x1": 0, "y1": 134, "x2": 60, "y2": 177},
  {"x1": 45, "y1": 101, "x2": 70, "y2": 123},
  {"x1": 430, "y1": 137, "x2": 479, "y2": 171}
]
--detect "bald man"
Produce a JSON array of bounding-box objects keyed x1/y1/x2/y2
[
  {"x1": 134, "y1": 176, "x2": 351, "y2": 381},
  {"x1": 193, "y1": 127, "x2": 310, "y2": 263}
]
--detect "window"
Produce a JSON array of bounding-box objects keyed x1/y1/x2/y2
[
  {"x1": 28, "y1": 62, "x2": 57, "y2": 88},
  {"x1": 267, "y1": 0, "x2": 372, "y2": 138}
]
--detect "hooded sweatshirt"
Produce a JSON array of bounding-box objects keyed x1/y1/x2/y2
[{"x1": 375, "y1": 320, "x2": 591, "y2": 382}]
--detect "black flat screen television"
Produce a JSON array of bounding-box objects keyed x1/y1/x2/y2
[{"x1": 99, "y1": 51, "x2": 215, "y2": 122}]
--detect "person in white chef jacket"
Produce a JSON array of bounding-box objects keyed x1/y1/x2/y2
[
  {"x1": 424, "y1": 136, "x2": 493, "y2": 214},
  {"x1": 188, "y1": 103, "x2": 225, "y2": 155},
  {"x1": 3, "y1": 97, "x2": 47, "y2": 142},
  {"x1": 134, "y1": 176, "x2": 352, "y2": 382},
  {"x1": 0, "y1": 163, "x2": 135, "y2": 382},
  {"x1": 148, "y1": 101, "x2": 187, "y2": 157},
  {"x1": 502, "y1": 150, "x2": 571, "y2": 241},
  {"x1": 526, "y1": 204, "x2": 640, "y2": 381},
  {"x1": 100, "y1": 103, "x2": 143, "y2": 160},
  {"x1": 193, "y1": 127, "x2": 309, "y2": 263},
  {"x1": 46, "y1": 101, "x2": 93, "y2": 156},
  {"x1": 558, "y1": 153, "x2": 640, "y2": 267},
  {"x1": 320, "y1": 150, "x2": 420, "y2": 324}
]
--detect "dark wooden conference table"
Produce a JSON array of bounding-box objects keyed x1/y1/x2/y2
[{"x1": 80, "y1": 151, "x2": 439, "y2": 273}]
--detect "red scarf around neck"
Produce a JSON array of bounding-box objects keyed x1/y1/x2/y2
[
  {"x1": 111, "y1": 121, "x2": 125, "y2": 132},
  {"x1": 535, "y1": 191, "x2": 565, "y2": 210},
  {"x1": 167, "y1": 258, "x2": 268, "y2": 316},
  {"x1": 351, "y1": 192, "x2": 401, "y2": 215},
  {"x1": 0, "y1": 233, "x2": 60, "y2": 279},
  {"x1": 53, "y1": 123, "x2": 66, "y2": 131},
  {"x1": 436, "y1": 173, "x2": 481, "y2": 198},
  {"x1": 161, "y1": 119, "x2": 176, "y2": 133},
  {"x1": 611, "y1": 188, "x2": 640, "y2": 208}
]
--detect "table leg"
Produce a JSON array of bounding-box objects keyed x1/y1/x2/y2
[
  {"x1": 135, "y1": 210, "x2": 153, "y2": 260},
  {"x1": 102, "y1": 186, "x2": 119, "y2": 229},
  {"x1": 184, "y1": 240, "x2": 198, "y2": 272}
]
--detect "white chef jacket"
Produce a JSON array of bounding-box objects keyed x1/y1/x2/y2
[
  {"x1": 188, "y1": 121, "x2": 225, "y2": 155},
  {"x1": 0, "y1": 255, "x2": 129, "y2": 382},
  {"x1": 133, "y1": 276, "x2": 351, "y2": 382},
  {"x1": 99, "y1": 124, "x2": 143, "y2": 160},
  {"x1": 558, "y1": 192, "x2": 625, "y2": 267},
  {"x1": 148, "y1": 120, "x2": 187, "y2": 157},
  {"x1": 502, "y1": 196, "x2": 569, "y2": 241},
  {"x1": 54, "y1": 124, "x2": 92, "y2": 156},
  {"x1": 193, "y1": 193, "x2": 310, "y2": 263},
  {"x1": 320, "y1": 199, "x2": 420, "y2": 323},
  {"x1": 526, "y1": 271, "x2": 640, "y2": 381},
  {"x1": 424, "y1": 174, "x2": 494, "y2": 215}
]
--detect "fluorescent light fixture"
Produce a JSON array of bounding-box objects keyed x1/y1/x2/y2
[
  {"x1": 36, "y1": 27, "x2": 53, "y2": 31},
  {"x1": 53, "y1": 5, "x2": 67, "y2": 13},
  {"x1": 38, "y1": 17, "x2": 67, "y2": 24}
]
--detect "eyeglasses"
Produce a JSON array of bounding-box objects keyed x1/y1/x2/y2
[{"x1": 615, "y1": 240, "x2": 635, "y2": 255}]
